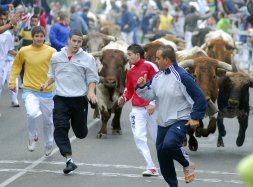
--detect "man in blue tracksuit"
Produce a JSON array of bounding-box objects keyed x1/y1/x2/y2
[{"x1": 136, "y1": 45, "x2": 206, "y2": 187}]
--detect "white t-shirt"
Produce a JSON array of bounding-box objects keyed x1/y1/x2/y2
[{"x1": 0, "y1": 30, "x2": 14, "y2": 61}]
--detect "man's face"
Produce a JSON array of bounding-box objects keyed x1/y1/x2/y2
[
  {"x1": 68, "y1": 35, "x2": 83, "y2": 53},
  {"x1": 32, "y1": 32, "x2": 45, "y2": 47},
  {"x1": 127, "y1": 50, "x2": 140, "y2": 65},
  {"x1": 155, "y1": 50, "x2": 170, "y2": 70},
  {"x1": 0, "y1": 15, "x2": 7, "y2": 27},
  {"x1": 30, "y1": 18, "x2": 39, "y2": 27}
]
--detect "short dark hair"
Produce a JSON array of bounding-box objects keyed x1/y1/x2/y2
[
  {"x1": 220, "y1": 12, "x2": 225, "y2": 18},
  {"x1": 0, "y1": 11, "x2": 7, "y2": 17},
  {"x1": 31, "y1": 15, "x2": 39, "y2": 20},
  {"x1": 57, "y1": 11, "x2": 68, "y2": 21},
  {"x1": 69, "y1": 29, "x2": 83, "y2": 38},
  {"x1": 127, "y1": 44, "x2": 145, "y2": 58},
  {"x1": 31, "y1": 26, "x2": 46, "y2": 37},
  {"x1": 157, "y1": 45, "x2": 176, "y2": 63},
  {"x1": 190, "y1": 6, "x2": 196, "y2": 13}
]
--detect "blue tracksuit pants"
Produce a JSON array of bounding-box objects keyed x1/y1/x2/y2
[{"x1": 156, "y1": 120, "x2": 190, "y2": 187}]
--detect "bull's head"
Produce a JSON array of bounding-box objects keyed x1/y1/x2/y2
[
  {"x1": 99, "y1": 49, "x2": 128, "y2": 93},
  {"x1": 82, "y1": 32, "x2": 116, "y2": 52},
  {"x1": 143, "y1": 41, "x2": 164, "y2": 65},
  {"x1": 202, "y1": 38, "x2": 235, "y2": 65},
  {"x1": 220, "y1": 72, "x2": 253, "y2": 109},
  {"x1": 179, "y1": 57, "x2": 232, "y2": 115}
]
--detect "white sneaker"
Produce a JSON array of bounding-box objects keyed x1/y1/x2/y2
[
  {"x1": 11, "y1": 101, "x2": 20, "y2": 107},
  {"x1": 27, "y1": 138, "x2": 38, "y2": 152},
  {"x1": 142, "y1": 169, "x2": 159, "y2": 176},
  {"x1": 19, "y1": 84, "x2": 24, "y2": 89},
  {"x1": 45, "y1": 145, "x2": 53, "y2": 156}
]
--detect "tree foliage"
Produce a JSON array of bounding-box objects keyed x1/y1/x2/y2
[{"x1": 46, "y1": 0, "x2": 69, "y2": 6}]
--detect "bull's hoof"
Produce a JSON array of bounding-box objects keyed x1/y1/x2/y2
[
  {"x1": 198, "y1": 129, "x2": 209, "y2": 137},
  {"x1": 93, "y1": 113, "x2": 100, "y2": 119},
  {"x1": 96, "y1": 133, "x2": 107, "y2": 139},
  {"x1": 217, "y1": 138, "x2": 224, "y2": 147},
  {"x1": 236, "y1": 133, "x2": 245, "y2": 147},
  {"x1": 208, "y1": 117, "x2": 216, "y2": 134},
  {"x1": 188, "y1": 136, "x2": 198, "y2": 151},
  {"x1": 112, "y1": 129, "x2": 122, "y2": 135},
  {"x1": 221, "y1": 129, "x2": 226, "y2": 137},
  {"x1": 195, "y1": 128, "x2": 202, "y2": 137}
]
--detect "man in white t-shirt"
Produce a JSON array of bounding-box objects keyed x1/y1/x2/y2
[{"x1": 0, "y1": 11, "x2": 18, "y2": 110}]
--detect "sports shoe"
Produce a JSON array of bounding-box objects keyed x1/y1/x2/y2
[
  {"x1": 45, "y1": 145, "x2": 53, "y2": 156},
  {"x1": 11, "y1": 101, "x2": 20, "y2": 107},
  {"x1": 142, "y1": 169, "x2": 159, "y2": 177},
  {"x1": 27, "y1": 137, "x2": 38, "y2": 152},
  {"x1": 63, "y1": 160, "x2": 78, "y2": 174},
  {"x1": 19, "y1": 84, "x2": 24, "y2": 89},
  {"x1": 183, "y1": 162, "x2": 196, "y2": 183}
]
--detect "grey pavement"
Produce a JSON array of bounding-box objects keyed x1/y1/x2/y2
[{"x1": 0, "y1": 85, "x2": 253, "y2": 187}]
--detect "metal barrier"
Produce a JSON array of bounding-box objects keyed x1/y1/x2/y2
[
  {"x1": 234, "y1": 43, "x2": 253, "y2": 75},
  {"x1": 229, "y1": 29, "x2": 253, "y2": 75}
]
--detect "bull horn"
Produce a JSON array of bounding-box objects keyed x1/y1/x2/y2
[
  {"x1": 217, "y1": 61, "x2": 232, "y2": 71},
  {"x1": 178, "y1": 60, "x2": 194, "y2": 68},
  {"x1": 90, "y1": 51, "x2": 103, "y2": 57},
  {"x1": 231, "y1": 57, "x2": 238, "y2": 72},
  {"x1": 225, "y1": 72, "x2": 233, "y2": 76},
  {"x1": 82, "y1": 35, "x2": 88, "y2": 40},
  {"x1": 124, "y1": 53, "x2": 128, "y2": 60},
  {"x1": 105, "y1": 35, "x2": 116, "y2": 42},
  {"x1": 201, "y1": 43, "x2": 206, "y2": 50},
  {"x1": 206, "y1": 99, "x2": 218, "y2": 116},
  {"x1": 144, "y1": 33, "x2": 155, "y2": 39}
]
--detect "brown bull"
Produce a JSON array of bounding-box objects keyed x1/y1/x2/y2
[
  {"x1": 82, "y1": 31, "x2": 116, "y2": 52},
  {"x1": 93, "y1": 49, "x2": 128, "y2": 138},
  {"x1": 201, "y1": 30, "x2": 235, "y2": 65},
  {"x1": 99, "y1": 20, "x2": 120, "y2": 36},
  {"x1": 179, "y1": 57, "x2": 232, "y2": 151},
  {"x1": 143, "y1": 40, "x2": 178, "y2": 65}
]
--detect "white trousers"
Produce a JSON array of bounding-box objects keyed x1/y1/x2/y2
[
  {"x1": 121, "y1": 31, "x2": 134, "y2": 45},
  {"x1": 0, "y1": 59, "x2": 18, "y2": 103},
  {"x1": 185, "y1": 31, "x2": 193, "y2": 49},
  {"x1": 129, "y1": 106, "x2": 158, "y2": 169},
  {"x1": 23, "y1": 93, "x2": 54, "y2": 147}
]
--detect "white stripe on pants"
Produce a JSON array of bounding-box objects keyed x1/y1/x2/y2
[
  {"x1": 129, "y1": 106, "x2": 158, "y2": 169},
  {"x1": 23, "y1": 93, "x2": 54, "y2": 147}
]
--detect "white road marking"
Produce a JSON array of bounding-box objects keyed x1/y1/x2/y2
[
  {"x1": 0, "y1": 159, "x2": 243, "y2": 185},
  {"x1": 0, "y1": 168, "x2": 243, "y2": 185},
  {"x1": 0, "y1": 119, "x2": 100, "y2": 187},
  {"x1": 0, "y1": 160, "x2": 238, "y2": 175}
]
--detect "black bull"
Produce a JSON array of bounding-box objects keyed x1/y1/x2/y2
[{"x1": 217, "y1": 72, "x2": 253, "y2": 147}]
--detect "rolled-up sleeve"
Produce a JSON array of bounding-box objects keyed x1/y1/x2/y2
[{"x1": 86, "y1": 57, "x2": 99, "y2": 84}]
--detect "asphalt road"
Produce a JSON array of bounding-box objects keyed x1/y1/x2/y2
[{"x1": 0, "y1": 85, "x2": 252, "y2": 187}]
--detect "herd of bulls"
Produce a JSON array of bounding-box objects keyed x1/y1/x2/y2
[{"x1": 82, "y1": 29, "x2": 253, "y2": 151}]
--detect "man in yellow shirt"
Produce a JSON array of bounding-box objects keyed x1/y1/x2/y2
[
  {"x1": 157, "y1": 7, "x2": 174, "y2": 32},
  {"x1": 9, "y1": 26, "x2": 56, "y2": 156}
]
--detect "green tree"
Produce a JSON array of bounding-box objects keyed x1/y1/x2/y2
[{"x1": 46, "y1": 0, "x2": 69, "y2": 6}]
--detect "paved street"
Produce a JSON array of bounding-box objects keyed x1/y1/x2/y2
[{"x1": 0, "y1": 85, "x2": 252, "y2": 187}]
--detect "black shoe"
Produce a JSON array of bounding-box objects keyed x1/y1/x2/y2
[{"x1": 63, "y1": 160, "x2": 77, "y2": 174}]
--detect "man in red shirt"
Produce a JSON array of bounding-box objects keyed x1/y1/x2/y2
[{"x1": 118, "y1": 44, "x2": 159, "y2": 176}]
